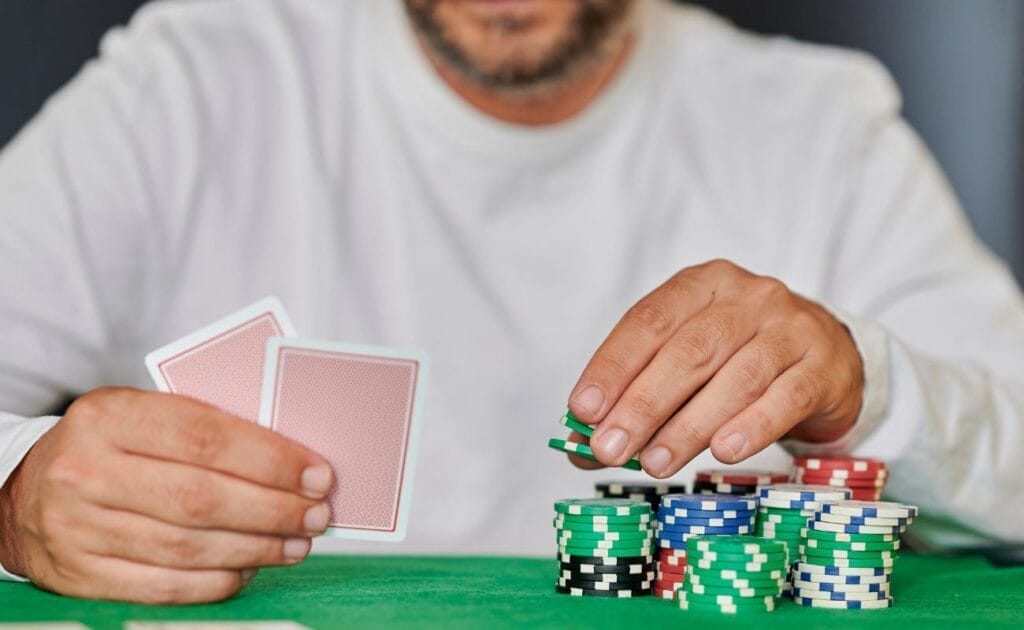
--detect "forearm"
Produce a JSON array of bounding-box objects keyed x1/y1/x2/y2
[
  {"x1": 785, "y1": 323, "x2": 1024, "y2": 544},
  {"x1": 0, "y1": 413, "x2": 60, "y2": 581}
]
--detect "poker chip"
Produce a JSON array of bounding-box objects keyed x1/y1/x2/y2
[
  {"x1": 555, "y1": 584, "x2": 650, "y2": 597},
  {"x1": 801, "y1": 527, "x2": 898, "y2": 544},
  {"x1": 758, "y1": 484, "x2": 851, "y2": 502},
  {"x1": 692, "y1": 481, "x2": 760, "y2": 495},
  {"x1": 554, "y1": 498, "x2": 651, "y2": 517},
  {"x1": 792, "y1": 456, "x2": 886, "y2": 474},
  {"x1": 793, "y1": 561, "x2": 892, "y2": 577},
  {"x1": 821, "y1": 501, "x2": 919, "y2": 520},
  {"x1": 800, "y1": 555, "x2": 897, "y2": 569},
  {"x1": 559, "y1": 410, "x2": 594, "y2": 437},
  {"x1": 656, "y1": 515, "x2": 754, "y2": 528},
  {"x1": 802, "y1": 537, "x2": 900, "y2": 552},
  {"x1": 558, "y1": 561, "x2": 654, "y2": 575},
  {"x1": 796, "y1": 475, "x2": 886, "y2": 489},
  {"x1": 555, "y1": 512, "x2": 652, "y2": 524},
  {"x1": 798, "y1": 545, "x2": 897, "y2": 560},
  {"x1": 795, "y1": 570, "x2": 891, "y2": 585},
  {"x1": 695, "y1": 469, "x2": 792, "y2": 486},
  {"x1": 653, "y1": 578, "x2": 685, "y2": 591},
  {"x1": 804, "y1": 520, "x2": 905, "y2": 536},
  {"x1": 557, "y1": 552, "x2": 654, "y2": 565},
  {"x1": 663, "y1": 508, "x2": 756, "y2": 519},
  {"x1": 794, "y1": 595, "x2": 893, "y2": 609},
  {"x1": 687, "y1": 573, "x2": 784, "y2": 589},
  {"x1": 558, "y1": 545, "x2": 654, "y2": 558},
  {"x1": 547, "y1": 439, "x2": 642, "y2": 470},
  {"x1": 654, "y1": 586, "x2": 678, "y2": 599},
  {"x1": 814, "y1": 511, "x2": 910, "y2": 527},
  {"x1": 793, "y1": 586, "x2": 891, "y2": 601},
  {"x1": 657, "y1": 524, "x2": 753, "y2": 537},
  {"x1": 673, "y1": 535, "x2": 787, "y2": 615},
  {"x1": 678, "y1": 591, "x2": 777, "y2": 611},
  {"x1": 687, "y1": 549, "x2": 787, "y2": 564},
  {"x1": 685, "y1": 581, "x2": 781, "y2": 597},
  {"x1": 556, "y1": 528, "x2": 653, "y2": 541},
  {"x1": 660, "y1": 494, "x2": 758, "y2": 512},
  {"x1": 557, "y1": 576, "x2": 653, "y2": 590},
  {"x1": 792, "y1": 578, "x2": 890, "y2": 594},
  {"x1": 554, "y1": 520, "x2": 651, "y2": 533}
]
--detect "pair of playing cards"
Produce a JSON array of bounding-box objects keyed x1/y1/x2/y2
[{"x1": 144, "y1": 297, "x2": 427, "y2": 542}]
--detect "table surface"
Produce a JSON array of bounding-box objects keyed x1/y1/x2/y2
[{"x1": 1, "y1": 554, "x2": 1023, "y2": 629}]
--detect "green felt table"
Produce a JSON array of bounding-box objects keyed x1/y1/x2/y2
[{"x1": 1, "y1": 554, "x2": 1022, "y2": 629}]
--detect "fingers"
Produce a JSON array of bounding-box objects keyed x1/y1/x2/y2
[
  {"x1": 73, "y1": 505, "x2": 311, "y2": 570},
  {"x1": 80, "y1": 388, "x2": 333, "y2": 499},
  {"x1": 568, "y1": 272, "x2": 715, "y2": 423},
  {"x1": 41, "y1": 553, "x2": 249, "y2": 604},
  {"x1": 640, "y1": 331, "x2": 806, "y2": 477},
  {"x1": 565, "y1": 429, "x2": 604, "y2": 471},
  {"x1": 86, "y1": 452, "x2": 329, "y2": 537},
  {"x1": 710, "y1": 360, "x2": 830, "y2": 463},
  {"x1": 589, "y1": 302, "x2": 760, "y2": 467}
]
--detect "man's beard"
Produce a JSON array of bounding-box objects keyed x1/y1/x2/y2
[{"x1": 403, "y1": 0, "x2": 635, "y2": 96}]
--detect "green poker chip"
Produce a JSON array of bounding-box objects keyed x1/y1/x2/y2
[
  {"x1": 689, "y1": 566, "x2": 788, "y2": 582},
  {"x1": 559, "y1": 410, "x2": 595, "y2": 437},
  {"x1": 686, "y1": 535, "x2": 785, "y2": 555},
  {"x1": 799, "y1": 554, "x2": 898, "y2": 569},
  {"x1": 802, "y1": 537, "x2": 900, "y2": 552},
  {"x1": 687, "y1": 549, "x2": 787, "y2": 564},
  {"x1": 798, "y1": 544, "x2": 897, "y2": 560},
  {"x1": 556, "y1": 527, "x2": 652, "y2": 540},
  {"x1": 684, "y1": 582, "x2": 781, "y2": 597},
  {"x1": 801, "y1": 527, "x2": 898, "y2": 544},
  {"x1": 687, "y1": 573, "x2": 785, "y2": 589},
  {"x1": 548, "y1": 439, "x2": 642, "y2": 471},
  {"x1": 554, "y1": 498, "x2": 651, "y2": 517},
  {"x1": 554, "y1": 520, "x2": 652, "y2": 534}
]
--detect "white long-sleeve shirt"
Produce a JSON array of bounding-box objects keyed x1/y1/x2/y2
[{"x1": 2, "y1": 0, "x2": 1023, "y2": 582}]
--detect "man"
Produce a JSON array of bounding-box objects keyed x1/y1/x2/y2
[{"x1": 1, "y1": 0, "x2": 1022, "y2": 605}]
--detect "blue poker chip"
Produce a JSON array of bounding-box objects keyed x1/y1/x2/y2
[
  {"x1": 814, "y1": 512, "x2": 911, "y2": 527},
  {"x1": 656, "y1": 515, "x2": 754, "y2": 527},
  {"x1": 796, "y1": 571, "x2": 890, "y2": 585},
  {"x1": 795, "y1": 580, "x2": 887, "y2": 593},
  {"x1": 793, "y1": 596, "x2": 893, "y2": 609},
  {"x1": 656, "y1": 508, "x2": 756, "y2": 519},
  {"x1": 657, "y1": 523, "x2": 753, "y2": 535},
  {"x1": 820, "y1": 501, "x2": 918, "y2": 520},
  {"x1": 793, "y1": 587, "x2": 890, "y2": 601},
  {"x1": 805, "y1": 520, "x2": 905, "y2": 535},
  {"x1": 660, "y1": 493, "x2": 758, "y2": 512}
]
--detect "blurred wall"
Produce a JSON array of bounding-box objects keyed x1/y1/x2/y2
[{"x1": 1, "y1": 0, "x2": 1021, "y2": 281}]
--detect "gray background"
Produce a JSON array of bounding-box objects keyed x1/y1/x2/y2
[{"x1": 2, "y1": 0, "x2": 1021, "y2": 282}]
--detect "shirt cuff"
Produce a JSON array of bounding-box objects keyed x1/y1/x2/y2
[
  {"x1": 781, "y1": 308, "x2": 891, "y2": 455},
  {"x1": 0, "y1": 413, "x2": 61, "y2": 582}
]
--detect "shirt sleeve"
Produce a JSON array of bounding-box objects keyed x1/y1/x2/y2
[
  {"x1": 784, "y1": 76, "x2": 1024, "y2": 545},
  {"x1": 0, "y1": 9, "x2": 185, "y2": 580}
]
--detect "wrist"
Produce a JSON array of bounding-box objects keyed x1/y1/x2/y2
[{"x1": 0, "y1": 462, "x2": 26, "y2": 577}]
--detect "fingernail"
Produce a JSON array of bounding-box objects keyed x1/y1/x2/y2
[
  {"x1": 641, "y1": 446, "x2": 672, "y2": 476},
  {"x1": 721, "y1": 432, "x2": 748, "y2": 460},
  {"x1": 301, "y1": 465, "x2": 333, "y2": 498},
  {"x1": 304, "y1": 503, "x2": 330, "y2": 533},
  {"x1": 241, "y1": 568, "x2": 257, "y2": 583},
  {"x1": 573, "y1": 385, "x2": 605, "y2": 417},
  {"x1": 596, "y1": 427, "x2": 629, "y2": 461},
  {"x1": 283, "y1": 537, "x2": 311, "y2": 561}
]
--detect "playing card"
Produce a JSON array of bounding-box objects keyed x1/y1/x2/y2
[
  {"x1": 145, "y1": 296, "x2": 297, "y2": 422},
  {"x1": 259, "y1": 338, "x2": 428, "y2": 541}
]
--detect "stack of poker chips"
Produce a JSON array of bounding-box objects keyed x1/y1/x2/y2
[
  {"x1": 754, "y1": 484, "x2": 852, "y2": 596},
  {"x1": 793, "y1": 500, "x2": 918, "y2": 610},
  {"x1": 548, "y1": 411, "x2": 642, "y2": 470},
  {"x1": 693, "y1": 469, "x2": 792, "y2": 496},
  {"x1": 678, "y1": 536, "x2": 788, "y2": 615},
  {"x1": 652, "y1": 493, "x2": 758, "y2": 600},
  {"x1": 553, "y1": 498, "x2": 654, "y2": 597},
  {"x1": 595, "y1": 481, "x2": 688, "y2": 516},
  {"x1": 792, "y1": 456, "x2": 888, "y2": 501}
]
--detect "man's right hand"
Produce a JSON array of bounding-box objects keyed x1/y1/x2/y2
[{"x1": 0, "y1": 387, "x2": 334, "y2": 604}]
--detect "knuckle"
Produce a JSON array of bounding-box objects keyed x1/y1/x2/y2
[
  {"x1": 677, "y1": 420, "x2": 710, "y2": 447},
  {"x1": 163, "y1": 530, "x2": 202, "y2": 564},
  {"x1": 44, "y1": 454, "x2": 88, "y2": 491},
  {"x1": 730, "y1": 359, "x2": 767, "y2": 397},
  {"x1": 175, "y1": 422, "x2": 226, "y2": 464},
  {"x1": 172, "y1": 481, "x2": 216, "y2": 521},
  {"x1": 674, "y1": 329, "x2": 717, "y2": 372},
  {"x1": 783, "y1": 375, "x2": 821, "y2": 414},
  {"x1": 143, "y1": 579, "x2": 191, "y2": 605},
  {"x1": 627, "y1": 300, "x2": 675, "y2": 337},
  {"x1": 625, "y1": 390, "x2": 661, "y2": 419}
]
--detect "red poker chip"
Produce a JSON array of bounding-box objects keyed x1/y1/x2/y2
[
  {"x1": 792, "y1": 456, "x2": 887, "y2": 474},
  {"x1": 653, "y1": 586, "x2": 679, "y2": 600},
  {"x1": 658, "y1": 554, "x2": 687, "y2": 565},
  {"x1": 795, "y1": 466, "x2": 888, "y2": 481},
  {"x1": 654, "y1": 579, "x2": 686, "y2": 592},
  {"x1": 657, "y1": 571, "x2": 686, "y2": 584},
  {"x1": 847, "y1": 489, "x2": 884, "y2": 501},
  {"x1": 657, "y1": 561, "x2": 687, "y2": 573},
  {"x1": 797, "y1": 475, "x2": 886, "y2": 488},
  {"x1": 658, "y1": 549, "x2": 687, "y2": 559},
  {"x1": 695, "y1": 469, "x2": 791, "y2": 486}
]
